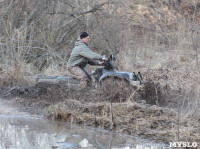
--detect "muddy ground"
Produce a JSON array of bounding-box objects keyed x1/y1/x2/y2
[{"x1": 0, "y1": 68, "x2": 200, "y2": 145}]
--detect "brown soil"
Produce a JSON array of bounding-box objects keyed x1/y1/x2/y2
[{"x1": 0, "y1": 68, "x2": 200, "y2": 144}]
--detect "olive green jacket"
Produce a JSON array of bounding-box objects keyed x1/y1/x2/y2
[{"x1": 67, "y1": 37, "x2": 102, "y2": 68}]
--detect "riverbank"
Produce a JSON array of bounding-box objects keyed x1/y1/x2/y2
[
  {"x1": 0, "y1": 107, "x2": 169, "y2": 149},
  {"x1": 0, "y1": 68, "x2": 200, "y2": 147}
]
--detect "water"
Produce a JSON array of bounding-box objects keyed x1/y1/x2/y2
[{"x1": 0, "y1": 114, "x2": 170, "y2": 149}]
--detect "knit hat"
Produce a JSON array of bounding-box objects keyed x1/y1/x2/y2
[{"x1": 80, "y1": 32, "x2": 89, "y2": 39}]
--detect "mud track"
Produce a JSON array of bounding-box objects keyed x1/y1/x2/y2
[{"x1": 0, "y1": 68, "x2": 200, "y2": 145}]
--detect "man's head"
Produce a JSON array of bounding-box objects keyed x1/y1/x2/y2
[{"x1": 80, "y1": 32, "x2": 90, "y2": 45}]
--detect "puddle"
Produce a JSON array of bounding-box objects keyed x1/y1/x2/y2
[{"x1": 0, "y1": 114, "x2": 170, "y2": 149}]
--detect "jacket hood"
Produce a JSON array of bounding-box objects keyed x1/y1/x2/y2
[{"x1": 75, "y1": 37, "x2": 87, "y2": 46}]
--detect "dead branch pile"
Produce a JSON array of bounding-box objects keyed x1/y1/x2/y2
[{"x1": 142, "y1": 68, "x2": 200, "y2": 110}]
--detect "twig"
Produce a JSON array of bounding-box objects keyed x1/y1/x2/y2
[
  {"x1": 177, "y1": 102, "x2": 180, "y2": 142},
  {"x1": 1, "y1": 0, "x2": 15, "y2": 19},
  {"x1": 191, "y1": 4, "x2": 200, "y2": 72},
  {"x1": 46, "y1": 2, "x2": 109, "y2": 16},
  {"x1": 110, "y1": 73, "x2": 115, "y2": 128}
]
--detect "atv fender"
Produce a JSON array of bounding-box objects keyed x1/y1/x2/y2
[{"x1": 99, "y1": 69, "x2": 133, "y2": 83}]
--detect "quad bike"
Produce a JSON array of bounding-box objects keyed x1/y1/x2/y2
[
  {"x1": 36, "y1": 54, "x2": 142, "y2": 88},
  {"x1": 89, "y1": 54, "x2": 142, "y2": 87}
]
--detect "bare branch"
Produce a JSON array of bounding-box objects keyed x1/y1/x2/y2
[
  {"x1": 46, "y1": 2, "x2": 110, "y2": 16},
  {"x1": 1, "y1": 0, "x2": 15, "y2": 19},
  {"x1": 192, "y1": 4, "x2": 200, "y2": 72},
  {"x1": 24, "y1": 0, "x2": 53, "y2": 26}
]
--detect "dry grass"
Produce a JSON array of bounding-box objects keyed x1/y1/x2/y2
[{"x1": 46, "y1": 98, "x2": 200, "y2": 143}]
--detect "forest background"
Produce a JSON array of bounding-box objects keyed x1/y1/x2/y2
[{"x1": 0, "y1": 0, "x2": 199, "y2": 75}]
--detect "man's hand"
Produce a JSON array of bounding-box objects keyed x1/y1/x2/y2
[
  {"x1": 102, "y1": 55, "x2": 108, "y2": 61},
  {"x1": 102, "y1": 57, "x2": 108, "y2": 61},
  {"x1": 98, "y1": 61, "x2": 104, "y2": 66}
]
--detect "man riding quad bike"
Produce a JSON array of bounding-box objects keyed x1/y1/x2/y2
[
  {"x1": 67, "y1": 32, "x2": 142, "y2": 88},
  {"x1": 36, "y1": 32, "x2": 142, "y2": 88}
]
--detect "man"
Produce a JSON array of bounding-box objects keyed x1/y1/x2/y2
[{"x1": 67, "y1": 32, "x2": 107, "y2": 87}]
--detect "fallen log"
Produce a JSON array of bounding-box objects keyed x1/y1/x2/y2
[{"x1": 36, "y1": 75, "x2": 79, "y2": 84}]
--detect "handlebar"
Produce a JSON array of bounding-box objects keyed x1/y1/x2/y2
[
  {"x1": 109, "y1": 54, "x2": 116, "y2": 61},
  {"x1": 101, "y1": 54, "x2": 116, "y2": 62}
]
